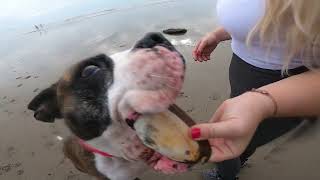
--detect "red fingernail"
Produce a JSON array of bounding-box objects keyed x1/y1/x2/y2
[{"x1": 191, "y1": 128, "x2": 201, "y2": 139}]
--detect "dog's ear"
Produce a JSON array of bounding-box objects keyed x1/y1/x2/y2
[{"x1": 28, "y1": 83, "x2": 62, "y2": 123}]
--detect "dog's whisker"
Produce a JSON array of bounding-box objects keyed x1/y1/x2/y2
[
  {"x1": 159, "y1": 89, "x2": 171, "y2": 101},
  {"x1": 164, "y1": 83, "x2": 180, "y2": 91},
  {"x1": 148, "y1": 73, "x2": 180, "y2": 91},
  {"x1": 149, "y1": 74, "x2": 175, "y2": 81}
]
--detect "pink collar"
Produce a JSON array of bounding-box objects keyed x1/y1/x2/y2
[{"x1": 78, "y1": 139, "x2": 113, "y2": 158}]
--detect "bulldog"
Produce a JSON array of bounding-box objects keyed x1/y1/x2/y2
[{"x1": 28, "y1": 32, "x2": 194, "y2": 180}]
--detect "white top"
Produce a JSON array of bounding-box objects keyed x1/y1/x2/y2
[{"x1": 216, "y1": 0, "x2": 304, "y2": 70}]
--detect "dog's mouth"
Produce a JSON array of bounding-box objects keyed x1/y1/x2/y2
[
  {"x1": 142, "y1": 149, "x2": 191, "y2": 174},
  {"x1": 123, "y1": 106, "x2": 211, "y2": 174},
  {"x1": 125, "y1": 112, "x2": 190, "y2": 174},
  {"x1": 125, "y1": 112, "x2": 140, "y2": 130}
]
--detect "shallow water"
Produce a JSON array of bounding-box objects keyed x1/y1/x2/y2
[{"x1": 0, "y1": 1, "x2": 234, "y2": 179}]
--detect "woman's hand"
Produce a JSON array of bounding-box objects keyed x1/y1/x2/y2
[
  {"x1": 193, "y1": 31, "x2": 220, "y2": 62},
  {"x1": 190, "y1": 92, "x2": 275, "y2": 162},
  {"x1": 192, "y1": 27, "x2": 231, "y2": 62}
]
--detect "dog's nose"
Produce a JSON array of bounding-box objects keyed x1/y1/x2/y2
[{"x1": 133, "y1": 32, "x2": 174, "y2": 50}]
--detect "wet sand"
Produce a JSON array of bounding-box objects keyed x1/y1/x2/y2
[{"x1": 1, "y1": 0, "x2": 320, "y2": 179}]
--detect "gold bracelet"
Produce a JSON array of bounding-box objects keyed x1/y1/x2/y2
[{"x1": 249, "y1": 88, "x2": 278, "y2": 116}]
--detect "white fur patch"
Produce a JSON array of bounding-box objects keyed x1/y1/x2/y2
[{"x1": 95, "y1": 154, "x2": 148, "y2": 180}]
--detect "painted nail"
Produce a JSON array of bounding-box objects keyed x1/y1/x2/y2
[{"x1": 191, "y1": 128, "x2": 201, "y2": 139}]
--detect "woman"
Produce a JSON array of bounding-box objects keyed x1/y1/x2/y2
[{"x1": 191, "y1": 0, "x2": 320, "y2": 180}]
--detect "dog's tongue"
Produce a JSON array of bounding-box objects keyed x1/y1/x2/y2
[
  {"x1": 144, "y1": 151, "x2": 189, "y2": 174},
  {"x1": 154, "y1": 156, "x2": 189, "y2": 174}
]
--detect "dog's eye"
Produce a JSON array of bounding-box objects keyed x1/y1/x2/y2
[{"x1": 81, "y1": 65, "x2": 100, "y2": 78}]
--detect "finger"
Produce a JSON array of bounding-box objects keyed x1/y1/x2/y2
[
  {"x1": 210, "y1": 101, "x2": 227, "y2": 123},
  {"x1": 194, "y1": 40, "x2": 201, "y2": 52},
  {"x1": 200, "y1": 53, "x2": 210, "y2": 62},
  {"x1": 190, "y1": 121, "x2": 237, "y2": 140},
  {"x1": 192, "y1": 52, "x2": 198, "y2": 61},
  {"x1": 201, "y1": 52, "x2": 210, "y2": 61},
  {"x1": 204, "y1": 55, "x2": 210, "y2": 61},
  {"x1": 210, "y1": 146, "x2": 235, "y2": 162},
  {"x1": 209, "y1": 139, "x2": 238, "y2": 162},
  {"x1": 197, "y1": 56, "x2": 204, "y2": 62},
  {"x1": 197, "y1": 40, "x2": 208, "y2": 54},
  {"x1": 192, "y1": 48, "x2": 198, "y2": 61},
  {"x1": 198, "y1": 55, "x2": 204, "y2": 62},
  {"x1": 205, "y1": 54, "x2": 211, "y2": 61},
  {"x1": 201, "y1": 55, "x2": 208, "y2": 61},
  {"x1": 193, "y1": 40, "x2": 202, "y2": 60}
]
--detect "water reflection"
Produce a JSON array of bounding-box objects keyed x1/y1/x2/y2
[
  {"x1": 0, "y1": 1, "x2": 228, "y2": 179},
  {"x1": 0, "y1": 0, "x2": 217, "y2": 84}
]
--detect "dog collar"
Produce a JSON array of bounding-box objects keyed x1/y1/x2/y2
[{"x1": 78, "y1": 139, "x2": 113, "y2": 158}]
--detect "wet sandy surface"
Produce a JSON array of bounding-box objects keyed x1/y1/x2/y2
[{"x1": 1, "y1": 0, "x2": 320, "y2": 179}]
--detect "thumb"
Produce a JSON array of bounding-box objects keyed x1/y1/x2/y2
[
  {"x1": 190, "y1": 121, "x2": 237, "y2": 140},
  {"x1": 197, "y1": 40, "x2": 208, "y2": 54}
]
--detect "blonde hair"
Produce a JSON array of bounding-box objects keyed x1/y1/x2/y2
[{"x1": 247, "y1": 0, "x2": 320, "y2": 73}]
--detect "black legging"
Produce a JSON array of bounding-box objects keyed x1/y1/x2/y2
[{"x1": 217, "y1": 54, "x2": 308, "y2": 180}]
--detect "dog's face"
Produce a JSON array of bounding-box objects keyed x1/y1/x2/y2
[
  {"x1": 28, "y1": 33, "x2": 187, "y2": 173},
  {"x1": 29, "y1": 54, "x2": 114, "y2": 140}
]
